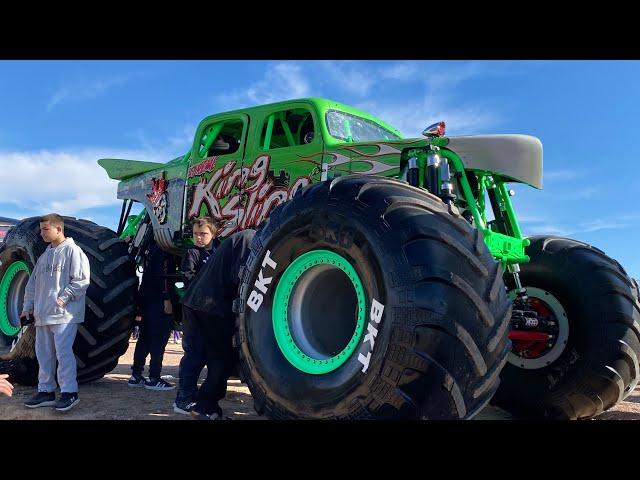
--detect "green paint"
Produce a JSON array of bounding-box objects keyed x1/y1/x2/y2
[
  {"x1": 119, "y1": 210, "x2": 145, "y2": 240},
  {"x1": 439, "y1": 150, "x2": 529, "y2": 266},
  {"x1": 0, "y1": 261, "x2": 30, "y2": 337},
  {"x1": 97, "y1": 158, "x2": 167, "y2": 181},
  {"x1": 98, "y1": 97, "x2": 535, "y2": 269},
  {"x1": 272, "y1": 250, "x2": 367, "y2": 375}
]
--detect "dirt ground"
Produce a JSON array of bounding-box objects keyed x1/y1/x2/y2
[{"x1": 1, "y1": 336, "x2": 639, "y2": 420}]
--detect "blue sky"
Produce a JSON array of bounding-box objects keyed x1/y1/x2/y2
[{"x1": 0, "y1": 60, "x2": 638, "y2": 279}]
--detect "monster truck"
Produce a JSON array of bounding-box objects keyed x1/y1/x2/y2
[{"x1": 2, "y1": 98, "x2": 638, "y2": 419}]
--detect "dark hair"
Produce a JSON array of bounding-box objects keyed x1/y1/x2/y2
[
  {"x1": 39, "y1": 213, "x2": 64, "y2": 229},
  {"x1": 191, "y1": 216, "x2": 221, "y2": 235}
]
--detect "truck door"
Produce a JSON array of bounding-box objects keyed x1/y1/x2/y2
[
  {"x1": 184, "y1": 113, "x2": 249, "y2": 238},
  {"x1": 238, "y1": 103, "x2": 324, "y2": 232}
]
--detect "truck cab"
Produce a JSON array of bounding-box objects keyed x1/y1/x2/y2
[{"x1": 100, "y1": 98, "x2": 407, "y2": 255}]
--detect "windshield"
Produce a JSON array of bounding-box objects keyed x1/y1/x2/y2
[{"x1": 325, "y1": 110, "x2": 401, "y2": 143}]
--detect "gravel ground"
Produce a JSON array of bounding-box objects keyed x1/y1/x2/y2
[{"x1": 1, "y1": 336, "x2": 638, "y2": 420}]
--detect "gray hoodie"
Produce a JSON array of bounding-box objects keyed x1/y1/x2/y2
[{"x1": 22, "y1": 237, "x2": 90, "y2": 326}]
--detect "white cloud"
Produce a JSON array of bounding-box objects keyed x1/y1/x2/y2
[
  {"x1": 212, "y1": 61, "x2": 509, "y2": 136},
  {"x1": 358, "y1": 98, "x2": 500, "y2": 137},
  {"x1": 319, "y1": 61, "x2": 376, "y2": 96},
  {"x1": 216, "y1": 63, "x2": 311, "y2": 110},
  {"x1": 168, "y1": 124, "x2": 197, "y2": 152},
  {"x1": 352, "y1": 62, "x2": 507, "y2": 136},
  {"x1": 521, "y1": 222, "x2": 570, "y2": 237},
  {"x1": 379, "y1": 62, "x2": 419, "y2": 81},
  {"x1": 574, "y1": 217, "x2": 639, "y2": 234},
  {"x1": 0, "y1": 147, "x2": 166, "y2": 217},
  {"x1": 47, "y1": 75, "x2": 131, "y2": 111},
  {"x1": 520, "y1": 213, "x2": 640, "y2": 238}
]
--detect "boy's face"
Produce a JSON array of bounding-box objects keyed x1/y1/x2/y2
[
  {"x1": 193, "y1": 224, "x2": 214, "y2": 247},
  {"x1": 39, "y1": 221, "x2": 62, "y2": 243}
]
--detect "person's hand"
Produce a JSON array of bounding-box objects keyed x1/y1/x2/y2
[
  {"x1": 163, "y1": 299, "x2": 173, "y2": 315},
  {"x1": 0, "y1": 374, "x2": 14, "y2": 397},
  {"x1": 56, "y1": 298, "x2": 65, "y2": 307},
  {"x1": 135, "y1": 315, "x2": 142, "y2": 322},
  {"x1": 20, "y1": 311, "x2": 34, "y2": 327}
]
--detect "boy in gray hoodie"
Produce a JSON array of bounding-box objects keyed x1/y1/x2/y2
[{"x1": 20, "y1": 213, "x2": 90, "y2": 412}]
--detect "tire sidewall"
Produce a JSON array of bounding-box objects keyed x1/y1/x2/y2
[
  {"x1": 240, "y1": 208, "x2": 392, "y2": 416},
  {"x1": 500, "y1": 238, "x2": 609, "y2": 406}
]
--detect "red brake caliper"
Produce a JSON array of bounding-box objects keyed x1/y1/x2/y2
[{"x1": 509, "y1": 297, "x2": 553, "y2": 358}]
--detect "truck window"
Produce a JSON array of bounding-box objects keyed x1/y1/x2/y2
[
  {"x1": 260, "y1": 108, "x2": 316, "y2": 150},
  {"x1": 197, "y1": 118, "x2": 245, "y2": 159}
]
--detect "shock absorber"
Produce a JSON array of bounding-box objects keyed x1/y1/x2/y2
[
  {"x1": 426, "y1": 148, "x2": 441, "y2": 195},
  {"x1": 508, "y1": 263, "x2": 528, "y2": 301},
  {"x1": 439, "y1": 157, "x2": 456, "y2": 205},
  {"x1": 406, "y1": 156, "x2": 420, "y2": 187}
]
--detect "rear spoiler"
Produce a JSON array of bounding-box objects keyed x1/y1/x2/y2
[{"x1": 98, "y1": 158, "x2": 167, "y2": 181}]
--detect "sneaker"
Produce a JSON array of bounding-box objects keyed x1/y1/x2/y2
[
  {"x1": 190, "y1": 410, "x2": 223, "y2": 421},
  {"x1": 173, "y1": 399, "x2": 197, "y2": 415},
  {"x1": 24, "y1": 391, "x2": 56, "y2": 408},
  {"x1": 127, "y1": 374, "x2": 147, "y2": 387},
  {"x1": 54, "y1": 392, "x2": 80, "y2": 412},
  {"x1": 144, "y1": 377, "x2": 175, "y2": 391}
]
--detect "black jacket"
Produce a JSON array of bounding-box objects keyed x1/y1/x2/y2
[
  {"x1": 180, "y1": 238, "x2": 221, "y2": 288},
  {"x1": 181, "y1": 229, "x2": 255, "y2": 320},
  {"x1": 137, "y1": 243, "x2": 177, "y2": 313}
]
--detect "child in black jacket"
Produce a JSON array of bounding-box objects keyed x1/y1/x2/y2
[{"x1": 173, "y1": 217, "x2": 221, "y2": 414}]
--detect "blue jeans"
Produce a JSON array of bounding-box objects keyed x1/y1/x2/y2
[{"x1": 175, "y1": 307, "x2": 207, "y2": 403}]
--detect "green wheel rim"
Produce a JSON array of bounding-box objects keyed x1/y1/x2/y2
[
  {"x1": 0, "y1": 260, "x2": 30, "y2": 337},
  {"x1": 272, "y1": 249, "x2": 366, "y2": 375}
]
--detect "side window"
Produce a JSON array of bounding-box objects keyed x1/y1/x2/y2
[
  {"x1": 260, "y1": 108, "x2": 316, "y2": 150},
  {"x1": 197, "y1": 118, "x2": 245, "y2": 160}
]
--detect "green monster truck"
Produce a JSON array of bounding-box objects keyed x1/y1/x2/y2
[{"x1": 1, "y1": 98, "x2": 638, "y2": 419}]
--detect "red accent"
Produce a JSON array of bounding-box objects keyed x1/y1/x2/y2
[
  {"x1": 147, "y1": 174, "x2": 168, "y2": 206},
  {"x1": 509, "y1": 331, "x2": 551, "y2": 342},
  {"x1": 437, "y1": 121, "x2": 446, "y2": 137},
  {"x1": 509, "y1": 331, "x2": 551, "y2": 358},
  {"x1": 528, "y1": 297, "x2": 551, "y2": 317},
  {"x1": 509, "y1": 296, "x2": 558, "y2": 359}
]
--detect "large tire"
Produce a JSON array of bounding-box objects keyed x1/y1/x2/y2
[
  {"x1": 0, "y1": 216, "x2": 138, "y2": 385},
  {"x1": 236, "y1": 175, "x2": 512, "y2": 420},
  {"x1": 492, "y1": 235, "x2": 640, "y2": 419}
]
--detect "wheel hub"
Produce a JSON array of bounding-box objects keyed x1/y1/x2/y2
[
  {"x1": 272, "y1": 250, "x2": 367, "y2": 375},
  {"x1": 507, "y1": 287, "x2": 569, "y2": 370}
]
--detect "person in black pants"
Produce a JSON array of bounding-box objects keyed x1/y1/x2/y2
[
  {"x1": 180, "y1": 228, "x2": 256, "y2": 420},
  {"x1": 128, "y1": 241, "x2": 178, "y2": 391},
  {"x1": 173, "y1": 216, "x2": 221, "y2": 414}
]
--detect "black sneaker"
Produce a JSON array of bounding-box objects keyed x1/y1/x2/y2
[
  {"x1": 127, "y1": 374, "x2": 147, "y2": 387},
  {"x1": 54, "y1": 392, "x2": 80, "y2": 412},
  {"x1": 190, "y1": 405, "x2": 223, "y2": 420},
  {"x1": 190, "y1": 410, "x2": 223, "y2": 420},
  {"x1": 144, "y1": 377, "x2": 175, "y2": 391},
  {"x1": 173, "y1": 399, "x2": 197, "y2": 415},
  {"x1": 24, "y1": 391, "x2": 56, "y2": 408}
]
